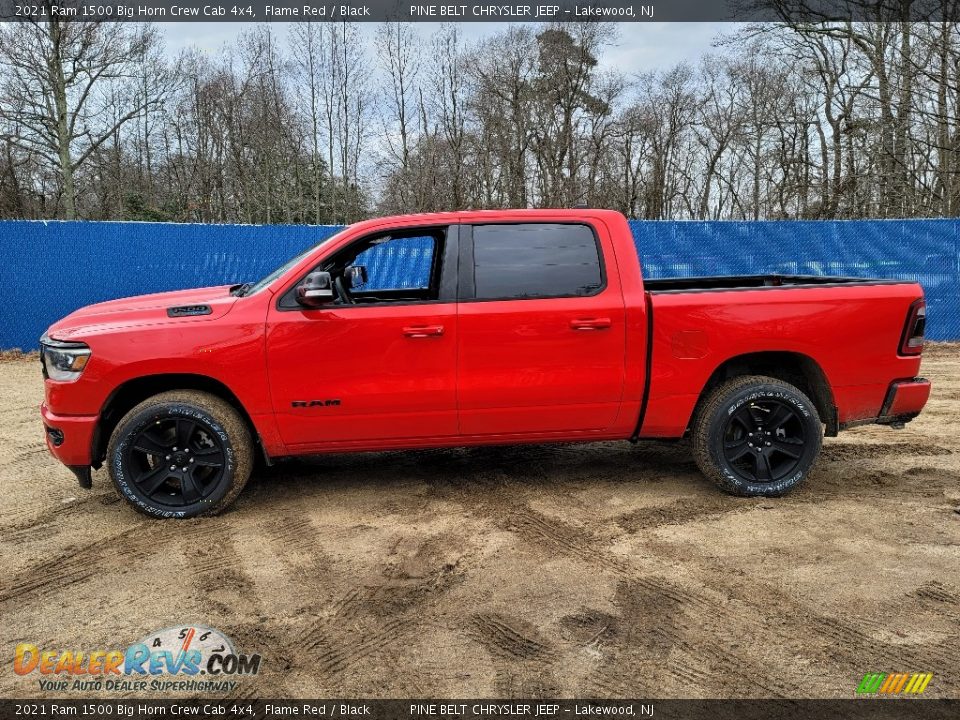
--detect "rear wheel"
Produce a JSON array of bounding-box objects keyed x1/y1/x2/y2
[
  {"x1": 692, "y1": 375, "x2": 822, "y2": 497},
  {"x1": 107, "y1": 391, "x2": 253, "y2": 518}
]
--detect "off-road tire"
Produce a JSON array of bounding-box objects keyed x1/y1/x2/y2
[
  {"x1": 107, "y1": 390, "x2": 253, "y2": 518},
  {"x1": 692, "y1": 375, "x2": 822, "y2": 497}
]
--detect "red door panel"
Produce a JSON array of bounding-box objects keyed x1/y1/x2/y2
[
  {"x1": 457, "y1": 294, "x2": 626, "y2": 435},
  {"x1": 266, "y1": 304, "x2": 457, "y2": 447}
]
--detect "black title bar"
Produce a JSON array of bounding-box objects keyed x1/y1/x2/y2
[
  {"x1": 1, "y1": 699, "x2": 959, "y2": 720},
  {"x1": 1, "y1": 0, "x2": 959, "y2": 22}
]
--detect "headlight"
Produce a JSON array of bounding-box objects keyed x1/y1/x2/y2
[{"x1": 40, "y1": 335, "x2": 92, "y2": 382}]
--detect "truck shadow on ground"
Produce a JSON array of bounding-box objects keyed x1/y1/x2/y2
[
  {"x1": 236, "y1": 433, "x2": 960, "y2": 517},
  {"x1": 239, "y1": 439, "x2": 714, "y2": 509}
]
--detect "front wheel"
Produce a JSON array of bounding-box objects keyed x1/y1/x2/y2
[
  {"x1": 107, "y1": 391, "x2": 253, "y2": 518},
  {"x1": 692, "y1": 375, "x2": 823, "y2": 497}
]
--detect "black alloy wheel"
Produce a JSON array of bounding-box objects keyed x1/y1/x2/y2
[
  {"x1": 107, "y1": 390, "x2": 253, "y2": 518},
  {"x1": 691, "y1": 375, "x2": 823, "y2": 497},
  {"x1": 125, "y1": 416, "x2": 226, "y2": 506},
  {"x1": 722, "y1": 398, "x2": 806, "y2": 483}
]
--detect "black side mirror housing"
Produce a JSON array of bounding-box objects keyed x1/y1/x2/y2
[{"x1": 296, "y1": 271, "x2": 334, "y2": 307}]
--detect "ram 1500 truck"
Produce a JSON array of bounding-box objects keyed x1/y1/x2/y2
[{"x1": 40, "y1": 209, "x2": 931, "y2": 517}]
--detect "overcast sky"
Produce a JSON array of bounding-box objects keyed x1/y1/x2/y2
[{"x1": 156, "y1": 21, "x2": 726, "y2": 73}]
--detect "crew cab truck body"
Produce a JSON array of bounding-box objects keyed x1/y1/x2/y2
[{"x1": 40, "y1": 209, "x2": 931, "y2": 517}]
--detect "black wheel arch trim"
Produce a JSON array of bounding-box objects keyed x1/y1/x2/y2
[
  {"x1": 688, "y1": 350, "x2": 837, "y2": 437},
  {"x1": 92, "y1": 373, "x2": 262, "y2": 468}
]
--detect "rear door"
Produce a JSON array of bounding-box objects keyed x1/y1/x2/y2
[{"x1": 456, "y1": 221, "x2": 626, "y2": 436}]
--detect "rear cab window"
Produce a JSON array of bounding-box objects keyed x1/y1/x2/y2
[{"x1": 467, "y1": 223, "x2": 604, "y2": 301}]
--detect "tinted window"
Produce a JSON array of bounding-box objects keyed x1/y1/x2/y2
[
  {"x1": 351, "y1": 235, "x2": 436, "y2": 291},
  {"x1": 472, "y1": 223, "x2": 603, "y2": 300}
]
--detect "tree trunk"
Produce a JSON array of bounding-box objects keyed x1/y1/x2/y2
[{"x1": 48, "y1": 21, "x2": 76, "y2": 220}]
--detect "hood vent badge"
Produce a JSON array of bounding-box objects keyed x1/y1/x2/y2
[{"x1": 167, "y1": 304, "x2": 213, "y2": 318}]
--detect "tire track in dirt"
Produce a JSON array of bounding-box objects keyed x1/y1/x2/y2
[
  {"x1": 663, "y1": 633, "x2": 792, "y2": 696},
  {"x1": 813, "y1": 466, "x2": 960, "y2": 500},
  {"x1": 502, "y1": 508, "x2": 630, "y2": 575},
  {"x1": 186, "y1": 522, "x2": 267, "y2": 616},
  {"x1": 3, "y1": 490, "x2": 117, "y2": 542},
  {"x1": 0, "y1": 404, "x2": 38, "y2": 415},
  {"x1": 309, "y1": 617, "x2": 410, "y2": 675},
  {"x1": 821, "y1": 441, "x2": 954, "y2": 460},
  {"x1": 667, "y1": 662, "x2": 714, "y2": 689},
  {"x1": 500, "y1": 506, "x2": 715, "y2": 614},
  {"x1": 469, "y1": 613, "x2": 553, "y2": 660},
  {"x1": 614, "y1": 474, "x2": 958, "y2": 539},
  {"x1": 616, "y1": 496, "x2": 749, "y2": 533},
  {"x1": 465, "y1": 483, "x2": 723, "y2": 655},
  {"x1": 658, "y1": 514, "x2": 960, "y2": 694},
  {"x1": 1, "y1": 484, "x2": 121, "y2": 536},
  {"x1": 646, "y1": 541, "x2": 960, "y2": 690},
  {"x1": 297, "y1": 529, "x2": 473, "y2": 682},
  {"x1": 613, "y1": 462, "x2": 960, "y2": 539},
  {"x1": 584, "y1": 578, "x2": 795, "y2": 698},
  {"x1": 257, "y1": 513, "x2": 331, "y2": 576},
  {"x1": 912, "y1": 581, "x2": 958, "y2": 606},
  {"x1": 327, "y1": 586, "x2": 368, "y2": 621},
  {"x1": 493, "y1": 667, "x2": 563, "y2": 698},
  {"x1": 487, "y1": 501, "x2": 795, "y2": 696},
  {"x1": 610, "y1": 487, "x2": 960, "y2": 695},
  {"x1": 0, "y1": 520, "x2": 226, "y2": 605},
  {"x1": 299, "y1": 594, "x2": 425, "y2": 679},
  {"x1": 804, "y1": 606, "x2": 959, "y2": 672},
  {"x1": 0, "y1": 524, "x2": 157, "y2": 603},
  {"x1": 5, "y1": 446, "x2": 47, "y2": 466}
]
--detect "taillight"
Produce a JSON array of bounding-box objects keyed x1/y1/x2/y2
[{"x1": 899, "y1": 299, "x2": 926, "y2": 355}]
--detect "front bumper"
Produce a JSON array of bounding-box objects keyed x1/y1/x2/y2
[
  {"x1": 40, "y1": 403, "x2": 98, "y2": 484},
  {"x1": 878, "y1": 377, "x2": 931, "y2": 424}
]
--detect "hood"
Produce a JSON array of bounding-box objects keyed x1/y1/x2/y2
[{"x1": 47, "y1": 285, "x2": 239, "y2": 341}]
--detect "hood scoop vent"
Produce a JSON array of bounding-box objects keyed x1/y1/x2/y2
[{"x1": 167, "y1": 304, "x2": 213, "y2": 318}]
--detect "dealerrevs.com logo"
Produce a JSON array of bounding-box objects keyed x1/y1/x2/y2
[{"x1": 14, "y1": 625, "x2": 261, "y2": 694}]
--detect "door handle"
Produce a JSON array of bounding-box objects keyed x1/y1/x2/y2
[
  {"x1": 403, "y1": 325, "x2": 445, "y2": 338},
  {"x1": 570, "y1": 318, "x2": 612, "y2": 331}
]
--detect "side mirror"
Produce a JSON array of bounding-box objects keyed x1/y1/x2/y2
[
  {"x1": 345, "y1": 265, "x2": 368, "y2": 289},
  {"x1": 296, "y1": 271, "x2": 334, "y2": 307}
]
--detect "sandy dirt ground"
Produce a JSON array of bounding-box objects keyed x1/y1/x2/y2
[{"x1": 1, "y1": 347, "x2": 958, "y2": 700}]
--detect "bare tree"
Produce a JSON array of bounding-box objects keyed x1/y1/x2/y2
[
  {"x1": 0, "y1": 14, "x2": 167, "y2": 219},
  {"x1": 290, "y1": 22, "x2": 330, "y2": 224},
  {"x1": 2, "y1": 18, "x2": 960, "y2": 224},
  {"x1": 377, "y1": 21, "x2": 421, "y2": 203}
]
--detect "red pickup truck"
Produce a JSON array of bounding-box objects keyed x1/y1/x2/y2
[{"x1": 40, "y1": 209, "x2": 931, "y2": 518}]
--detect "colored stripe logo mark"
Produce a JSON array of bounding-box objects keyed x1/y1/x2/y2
[{"x1": 857, "y1": 672, "x2": 933, "y2": 695}]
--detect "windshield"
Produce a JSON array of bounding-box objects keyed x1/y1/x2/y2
[{"x1": 240, "y1": 229, "x2": 347, "y2": 296}]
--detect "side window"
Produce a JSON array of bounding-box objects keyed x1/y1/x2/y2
[
  {"x1": 278, "y1": 226, "x2": 453, "y2": 309},
  {"x1": 471, "y1": 223, "x2": 603, "y2": 300},
  {"x1": 352, "y1": 235, "x2": 436, "y2": 291}
]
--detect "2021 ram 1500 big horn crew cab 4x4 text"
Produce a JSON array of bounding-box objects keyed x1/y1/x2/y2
[{"x1": 40, "y1": 209, "x2": 931, "y2": 517}]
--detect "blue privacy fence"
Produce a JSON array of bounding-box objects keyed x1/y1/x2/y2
[{"x1": 1, "y1": 218, "x2": 958, "y2": 350}]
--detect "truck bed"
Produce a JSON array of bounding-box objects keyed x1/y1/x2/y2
[{"x1": 645, "y1": 274, "x2": 911, "y2": 293}]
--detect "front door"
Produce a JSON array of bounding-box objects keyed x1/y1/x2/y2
[
  {"x1": 457, "y1": 222, "x2": 627, "y2": 436},
  {"x1": 266, "y1": 226, "x2": 458, "y2": 448}
]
